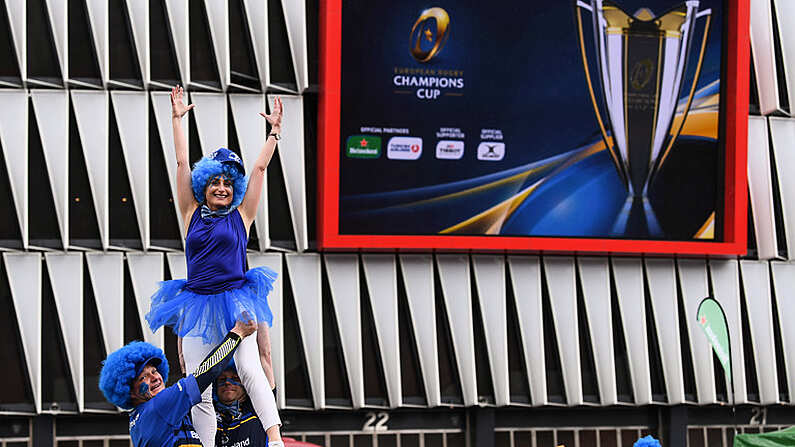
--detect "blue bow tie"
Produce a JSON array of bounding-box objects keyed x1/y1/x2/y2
[{"x1": 201, "y1": 204, "x2": 232, "y2": 219}]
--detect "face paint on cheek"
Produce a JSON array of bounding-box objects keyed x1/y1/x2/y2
[{"x1": 138, "y1": 382, "x2": 151, "y2": 399}]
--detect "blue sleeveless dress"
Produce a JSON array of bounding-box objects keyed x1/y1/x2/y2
[{"x1": 146, "y1": 207, "x2": 276, "y2": 344}]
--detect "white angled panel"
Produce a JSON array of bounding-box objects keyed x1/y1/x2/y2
[
  {"x1": 280, "y1": 0, "x2": 308, "y2": 91},
  {"x1": 0, "y1": 90, "x2": 28, "y2": 248},
  {"x1": 285, "y1": 253, "x2": 323, "y2": 408},
  {"x1": 268, "y1": 94, "x2": 307, "y2": 252},
  {"x1": 30, "y1": 90, "x2": 69, "y2": 249},
  {"x1": 203, "y1": 0, "x2": 228, "y2": 89},
  {"x1": 773, "y1": 1, "x2": 795, "y2": 115},
  {"x1": 111, "y1": 92, "x2": 149, "y2": 248},
  {"x1": 361, "y1": 254, "x2": 400, "y2": 407},
  {"x1": 247, "y1": 253, "x2": 284, "y2": 407},
  {"x1": 44, "y1": 253, "x2": 84, "y2": 411},
  {"x1": 4, "y1": 253, "x2": 42, "y2": 412},
  {"x1": 543, "y1": 256, "x2": 582, "y2": 406},
  {"x1": 84, "y1": 0, "x2": 108, "y2": 84},
  {"x1": 71, "y1": 90, "x2": 109, "y2": 250},
  {"x1": 85, "y1": 253, "x2": 124, "y2": 354},
  {"x1": 770, "y1": 262, "x2": 795, "y2": 402},
  {"x1": 748, "y1": 116, "x2": 778, "y2": 259},
  {"x1": 190, "y1": 92, "x2": 227, "y2": 155},
  {"x1": 677, "y1": 259, "x2": 716, "y2": 404},
  {"x1": 709, "y1": 259, "x2": 747, "y2": 404},
  {"x1": 399, "y1": 254, "x2": 439, "y2": 406},
  {"x1": 126, "y1": 253, "x2": 164, "y2": 349},
  {"x1": 739, "y1": 260, "x2": 779, "y2": 404},
  {"x1": 472, "y1": 255, "x2": 509, "y2": 406},
  {"x1": 577, "y1": 257, "x2": 616, "y2": 405},
  {"x1": 436, "y1": 254, "x2": 477, "y2": 406},
  {"x1": 507, "y1": 256, "x2": 545, "y2": 406},
  {"x1": 4, "y1": 0, "x2": 24, "y2": 82},
  {"x1": 229, "y1": 94, "x2": 269, "y2": 250},
  {"x1": 125, "y1": 0, "x2": 149, "y2": 84},
  {"x1": 611, "y1": 258, "x2": 652, "y2": 404},
  {"x1": 164, "y1": 0, "x2": 189, "y2": 85},
  {"x1": 769, "y1": 118, "x2": 795, "y2": 258},
  {"x1": 44, "y1": 0, "x2": 67, "y2": 83},
  {"x1": 645, "y1": 258, "x2": 684, "y2": 404},
  {"x1": 166, "y1": 252, "x2": 187, "y2": 279},
  {"x1": 242, "y1": 0, "x2": 270, "y2": 89},
  {"x1": 750, "y1": 0, "x2": 783, "y2": 115},
  {"x1": 151, "y1": 91, "x2": 188, "y2": 243},
  {"x1": 324, "y1": 254, "x2": 363, "y2": 408}
]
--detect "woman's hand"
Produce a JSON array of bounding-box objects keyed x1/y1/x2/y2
[
  {"x1": 231, "y1": 314, "x2": 258, "y2": 338},
  {"x1": 258, "y1": 97, "x2": 283, "y2": 133},
  {"x1": 170, "y1": 85, "x2": 195, "y2": 119}
]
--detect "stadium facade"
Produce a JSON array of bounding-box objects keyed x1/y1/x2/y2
[{"x1": 0, "y1": 1, "x2": 794, "y2": 446}]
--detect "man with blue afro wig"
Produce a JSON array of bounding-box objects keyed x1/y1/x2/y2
[{"x1": 98, "y1": 318, "x2": 274, "y2": 447}]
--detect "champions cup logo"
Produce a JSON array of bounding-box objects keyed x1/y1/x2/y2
[{"x1": 409, "y1": 7, "x2": 450, "y2": 62}]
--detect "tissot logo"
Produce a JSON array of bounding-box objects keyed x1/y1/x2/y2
[
  {"x1": 387, "y1": 137, "x2": 423, "y2": 160},
  {"x1": 477, "y1": 142, "x2": 505, "y2": 161},
  {"x1": 409, "y1": 7, "x2": 450, "y2": 63},
  {"x1": 435, "y1": 140, "x2": 464, "y2": 159}
]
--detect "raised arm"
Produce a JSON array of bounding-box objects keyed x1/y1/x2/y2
[
  {"x1": 170, "y1": 85, "x2": 198, "y2": 227},
  {"x1": 238, "y1": 97, "x2": 283, "y2": 228}
]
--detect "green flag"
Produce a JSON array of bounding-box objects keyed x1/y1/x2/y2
[
  {"x1": 697, "y1": 297, "x2": 732, "y2": 384},
  {"x1": 734, "y1": 426, "x2": 795, "y2": 446}
]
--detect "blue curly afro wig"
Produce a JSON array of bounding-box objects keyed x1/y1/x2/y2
[
  {"x1": 634, "y1": 435, "x2": 662, "y2": 447},
  {"x1": 191, "y1": 152, "x2": 248, "y2": 210},
  {"x1": 99, "y1": 341, "x2": 169, "y2": 409}
]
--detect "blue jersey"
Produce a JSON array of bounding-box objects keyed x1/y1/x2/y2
[
  {"x1": 129, "y1": 376, "x2": 203, "y2": 447},
  {"x1": 215, "y1": 399, "x2": 266, "y2": 447}
]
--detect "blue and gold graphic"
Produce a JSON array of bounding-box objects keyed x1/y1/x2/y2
[{"x1": 339, "y1": 0, "x2": 725, "y2": 240}]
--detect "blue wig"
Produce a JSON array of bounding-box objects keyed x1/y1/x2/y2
[
  {"x1": 191, "y1": 156, "x2": 248, "y2": 210},
  {"x1": 99, "y1": 341, "x2": 169, "y2": 409},
  {"x1": 634, "y1": 435, "x2": 662, "y2": 447}
]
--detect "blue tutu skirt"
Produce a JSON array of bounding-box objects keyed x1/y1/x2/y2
[{"x1": 145, "y1": 266, "x2": 276, "y2": 344}]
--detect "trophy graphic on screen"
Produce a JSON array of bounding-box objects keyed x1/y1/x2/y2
[{"x1": 575, "y1": 0, "x2": 711, "y2": 236}]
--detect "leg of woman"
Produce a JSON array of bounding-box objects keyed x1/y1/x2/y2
[
  {"x1": 234, "y1": 332, "x2": 282, "y2": 440},
  {"x1": 181, "y1": 336, "x2": 217, "y2": 447},
  {"x1": 256, "y1": 322, "x2": 275, "y2": 389}
]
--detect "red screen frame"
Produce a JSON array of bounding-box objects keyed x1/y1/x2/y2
[{"x1": 318, "y1": 0, "x2": 749, "y2": 255}]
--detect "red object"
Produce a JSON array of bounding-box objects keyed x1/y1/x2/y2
[
  {"x1": 284, "y1": 437, "x2": 323, "y2": 447},
  {"x1": 318, "y1": 0, "x2": 749, "y2": 255}
]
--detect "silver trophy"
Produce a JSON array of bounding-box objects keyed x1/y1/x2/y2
[{"x1": 575, "y1": 0, "x2": 711, "y2": 236}]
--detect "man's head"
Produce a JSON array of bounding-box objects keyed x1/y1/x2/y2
[
  {"x1": 215, "y1": 369, "x2": 246, "y2": 405},
  {"x1": 130, "y1": 362, "x2": 166, "y2": 405},
  {"x1": 99, "y1": 341, "x2": 169, "y2": 409}
]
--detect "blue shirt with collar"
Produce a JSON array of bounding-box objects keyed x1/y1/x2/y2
[{"x1": 129, "y1": 376, "x2": 203, "y2": 447}]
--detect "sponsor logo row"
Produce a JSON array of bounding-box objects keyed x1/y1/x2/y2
[{"x1": 346, "y1": 135, "x2": 504, "y2": 161}]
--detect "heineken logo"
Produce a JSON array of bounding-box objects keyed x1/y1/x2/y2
[{"x1": 346, "y1": 135, "x2": 382, "y2": 158}]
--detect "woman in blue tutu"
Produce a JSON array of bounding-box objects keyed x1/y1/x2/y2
[{"x1": 146, "y1": 85, "x2": 284, "y2": 447}]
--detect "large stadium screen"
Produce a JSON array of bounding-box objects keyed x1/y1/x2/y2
[{"x1": 318, "y1": 0, "x2": 748, "y2": 254}]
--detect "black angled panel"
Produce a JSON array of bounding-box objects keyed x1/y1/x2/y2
[
  {"x1": 67, "y1": 0, "x2": 102, "y2": 86},
  {"x1": 0, "y1": 259, "x2": 35, "y2": 412},
  {"x1": 149, "y1": 0, "x2": 181, "y2": 85},
  {"x1": 229, "y1": 0, "x2": 260, "y2": 91},
  {"x1": 108, "y1": 0, "x2": 142, "y2": 87},
  {"x1": 188, "y1": 1, "x2": 221, "y2": 89},
  {"x1": 42, "y1": 261, "x2": 77, "y2": 411},
  {"x1": 0, "y1": 2, "x2": 21, "y2": 86},
  {"x1": 26, "y1": 0, "x2": 62, "y2": 85}
]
